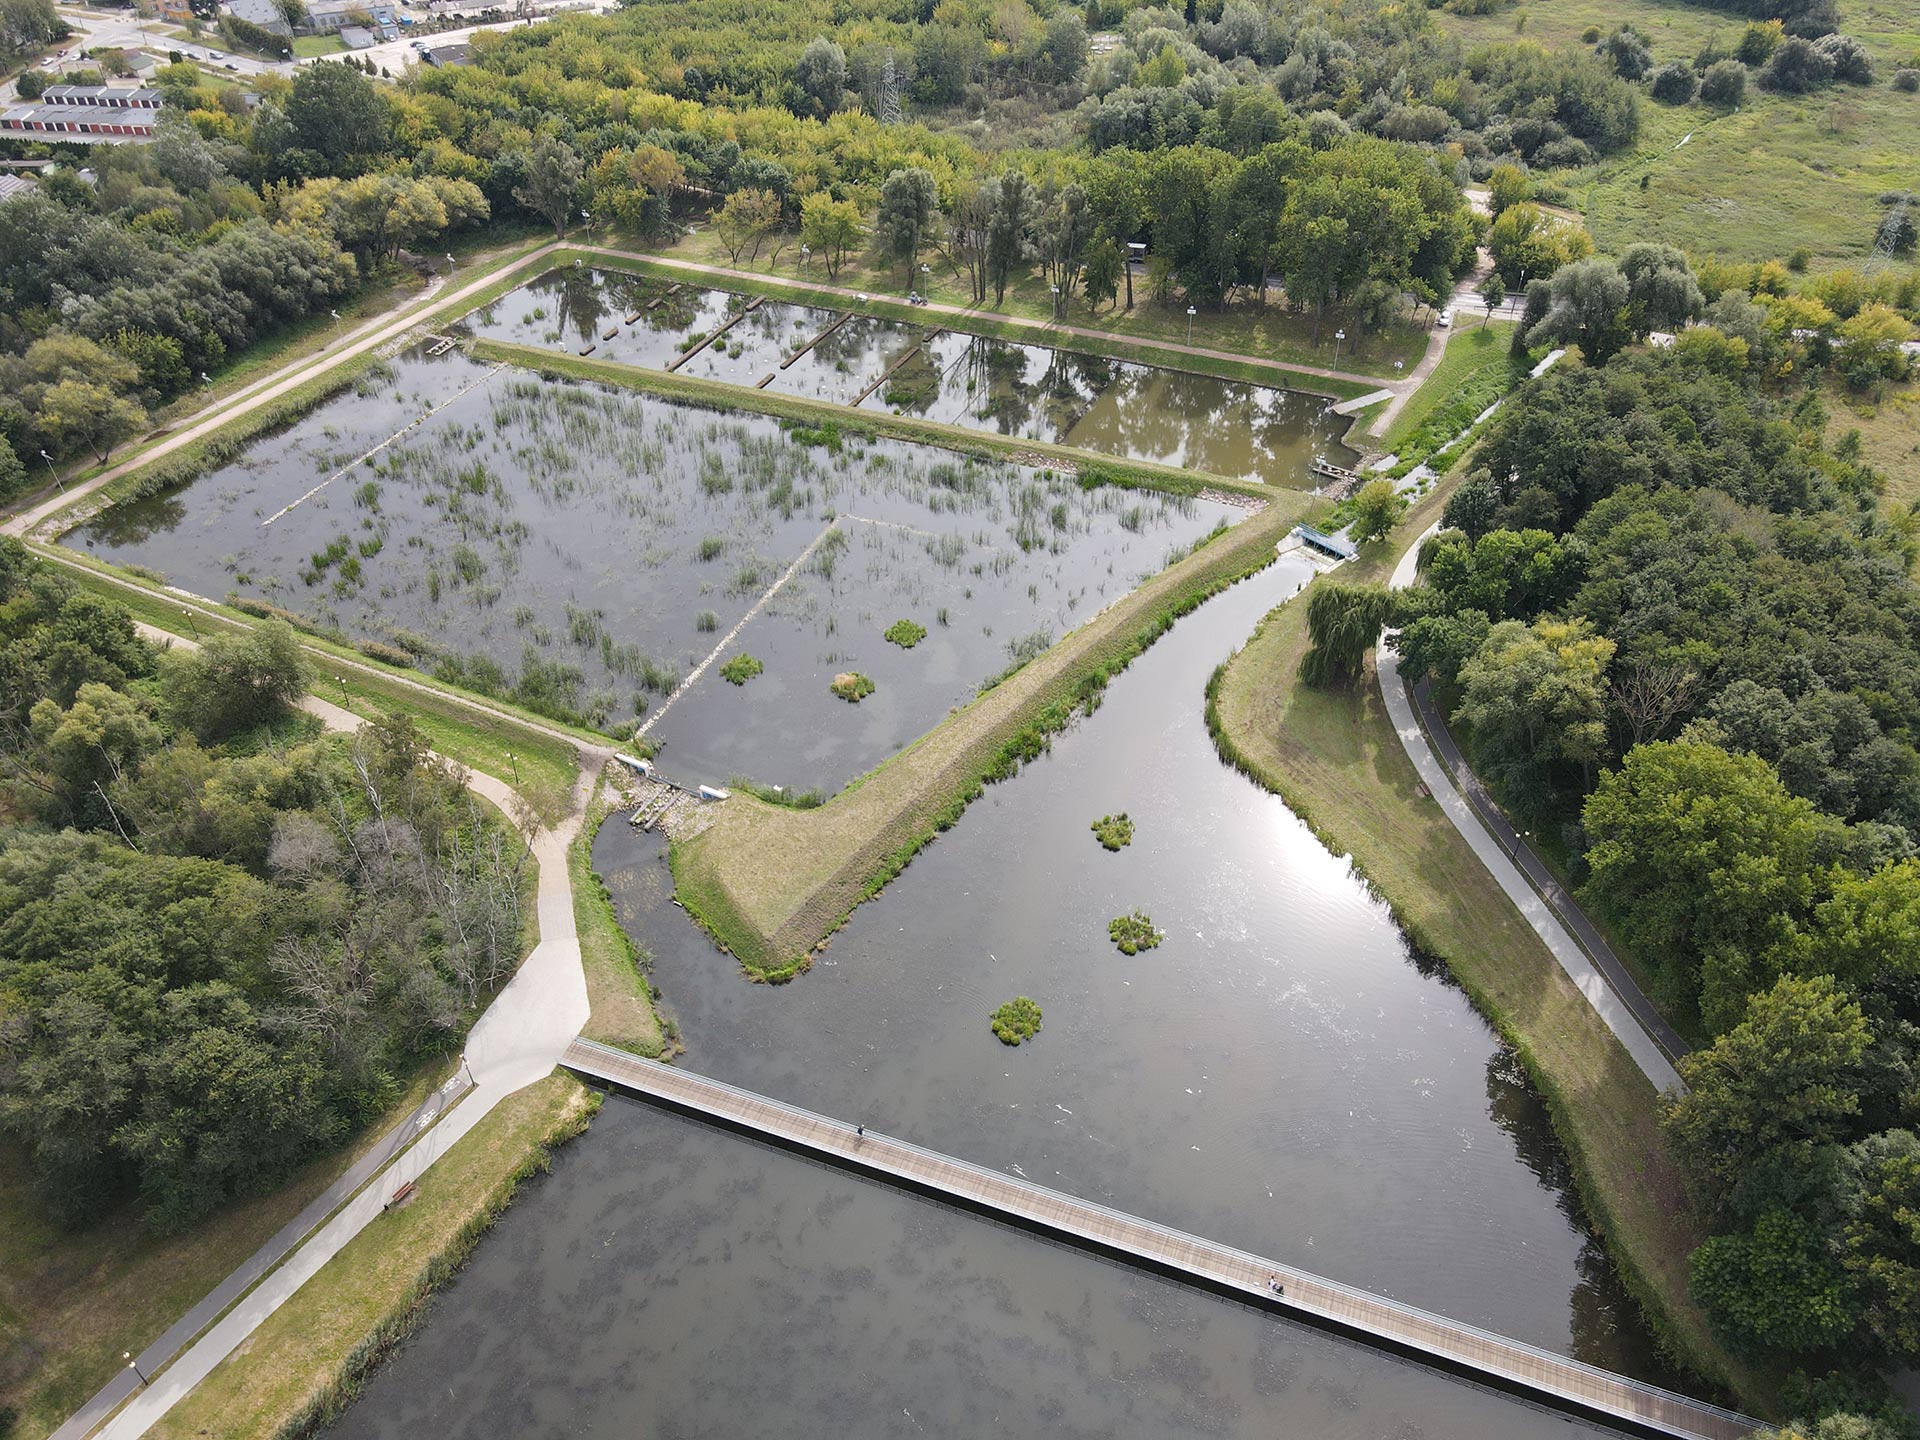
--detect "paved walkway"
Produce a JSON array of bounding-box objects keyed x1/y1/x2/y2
[
  {"x1": 1376, "y1": 529, "x2": 1684, "y2": 1093},
  {"x1": 68, "y1": 630, "x2": 593, "y2": 1440}
]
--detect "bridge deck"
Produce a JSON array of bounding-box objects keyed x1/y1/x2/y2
[{"x1": 563, "y1": 1038, "x2": 1756, "y2": 1440}]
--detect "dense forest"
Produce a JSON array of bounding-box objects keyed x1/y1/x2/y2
[{"x1": 0, "y1": 541, "x2": 526, "y2": 1231}]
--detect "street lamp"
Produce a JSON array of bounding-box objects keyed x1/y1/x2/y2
[
  {"x1": 200, "y1": 370, "x2": 212, "y2": 388},
  {"x1": 1185, "y1": 304, "x2": 1197, "y2": 345},
  {"x1": 580, "y1": 208, "x2": 592, "y2": 244},
  {"x1": 181, "y1": 607, "x2": 199, "y2": 641},
  {"x1": 330, "y1": 308, "x2": 342, "y2": 339},
  {"x1": 506, "y1": 750, "x2": 519, "y2": 783},
  {"x1": 800, "y1": 243, "x2": 811, "y2": 276},
  {"x1": 335, "y1": 674, "x2": 349, "y2": 708},
  {"x1": 1333, "y1": 327, "x2": 1346, "y2": 364},
  {"x1": 125, "y1": 1352, "x2": 148, "y2": 1386},
  {"x1": 445, "y1": 251, "x2": 455, "y2": 274},
  {"x1": 37, "y1": 449, "x2": 61, "y2": 492},
  {"x1": 1125, "y1": 241, "x2": 1144, "y2": 310},
  {"x1": 1049, "y1": 282, "x2": 1060, "y2": 318}
]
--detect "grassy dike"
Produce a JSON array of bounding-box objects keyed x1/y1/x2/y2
[
  {"x1": 566, "y1": 247, "x2": 1381, "y2": 401},
  {"x1": 572, "y1": 796, "x2": 671, "y2": 1057},
  {"x1": 468, "y1": 337, "x2": 1277, "y2": 504},
  {"x1": 1205, "y1": 484, "x2": 1770, "y2": 1412},
  {"x1": 145, "y1": 1075, "x2": 598, "y2": 1440},
  {"x1": 670, "y1": 492, "x2": 1315, "y2": 981}
]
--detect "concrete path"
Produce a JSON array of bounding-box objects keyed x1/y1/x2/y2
[
  {"x1": 1376, "y1": 530, "x2": 1685, "y2": 1093},
  {"x1": 68, "y1": 630, "x2": 592, "y2": 1440}
]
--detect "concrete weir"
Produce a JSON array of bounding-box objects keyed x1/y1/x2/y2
[{"x1": 562, "y1": 1037, "x2": 1758, "y2": 1440}]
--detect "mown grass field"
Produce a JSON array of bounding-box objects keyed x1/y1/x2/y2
[
  {"x1": 1439, "y1": 0, "x2": 1920, "y2": 268},
  {"x1": 1208, "y1": 482, "x2": 1770, "y2": 1411},
  {"x1": 145, "y1": 1075, "x2": 597, "y2": 1440}
]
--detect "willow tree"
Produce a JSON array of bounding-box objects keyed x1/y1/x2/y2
[{"x1": 1300, "y1": 582, "x2": 1396, "y2": 689}]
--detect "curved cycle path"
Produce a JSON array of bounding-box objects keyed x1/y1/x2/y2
[
  {"x1": 1378, "y1": 528, "x2": 1686, "y2": 1093},
  {"x1": 62, "y1": 627, "x2": 592, "y2": 1440}
]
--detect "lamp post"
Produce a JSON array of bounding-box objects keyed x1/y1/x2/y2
[
  {"x1": 329, "y1": 308, "x2": 342, "y2": 339},
  {"x1": 801, "y1": 243, "x2": 811, "y2": 276},
  {"x1": 125, "y1": 1352, "x2": 149, "y2": 1387},
  {"x1": 181, "y1": 607, "x2": 199, "y2": 641},
  {"x1": 336, "y1": 674, "x2": 349, "y2": 709},
  {"x1": 1050, "y1": 283, "x2": 1060, "y2": 319},
  {"x1": 1333, "y1": 327, "x2": 1346, "y2": 365},
  {"x1": 507, "y1": 750, "x2": 519, "y2": 783},
  {"x1": 1185, "y1": 304, "x2": 1197, "y2": 345},
  {"x1": 37, "y1": 449, "x2": 61, "y2": 492},
  {"x1": 1125, "y1": 241, "x2": 1143, "y2": 310},
  {"x1": 581, "y1": 209, "x2": 592, "y2": 244},
  {"x1": 445, "y1": 251, "x2": 455, "y2": 275}
]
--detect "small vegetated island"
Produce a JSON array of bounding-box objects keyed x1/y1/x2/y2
[
  {"x1": 830, "y1": 671, "x2": 875, "y2": 703},
  {"x1": 884, "y1": 618, "x2": 927, "y2": 649},
  {"x1": 1090, "y1": 812, "x2": 1134, "y2": 851},
  {"x1": 1108, "y1": 911, "x2": 1163, "y2": 955},
  {"x1": 990, "y1": 996, "x2": 1043, "y2": 1045},
  {"x1": 719, "y1": 653, "x2": 763, "y2": 686}
]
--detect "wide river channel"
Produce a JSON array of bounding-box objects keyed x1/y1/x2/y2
[{"x1": 325, "y1": 547, "x2": 1680, "y2": 1438}]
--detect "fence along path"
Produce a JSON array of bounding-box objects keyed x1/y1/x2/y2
[{"x1": 562, "y1": 1038, "x2": 1757, "y2": 1440}]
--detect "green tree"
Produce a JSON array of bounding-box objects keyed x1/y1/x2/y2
[
  {"x1": 36, "y1": 379, "x2": 145, "y2": 462},
  {"x1": 1843, "y1": 1130, "x2": 1920, "y2": 1357},
  {"x1": 1524, "y1": 256, "x2": 1632, "y2": 362},
  {"x1": 877, "y1": 166, "x2": 938, "y2": 286},
  {"x1": 1301, "y1": 582, "x2": 1396, "y2": 689},
  {"x1": 798, "y1": 192, "x2": 862, "y2": 280},
  {"x1": 1582, "y1": 740, "x2": 1847, "y2": 1029},
  {"x1": 1348, "y1": 478, "x2": 1403, "y2": 546},
  {"x1": 161, "y1": 621, "x2": 307, "y2": 741},
  {"x1": 1692, "y1": 1207, "x2": 1859, "y2": 1356},
  {"x1": 514, "y1": 134, "x2": 583, "y2": 241},
  {"x1": 793, "y1": 36, "x2": 846, "y2": 117},
  {"x1": 1486, "y1": 202, "x2": 1593, "y2": 287},
  {"x1": 286, "y1": 60, "x2": 387, "y2": 170},
  {"x1": 1456, "y1": 616, "x2": 1614, "y2": 803},
  {"x1": 1477, "y1": 272, "x2": 1506, "y2": 326},
  {"x1": 1081, "y1": 234, "x2": 1122, "y2": 312},
  {"x1": 1666, "y1": 974, "x2": 1873, "y2": 1209},
  {"x1": 712, "y1": 187, "x2": 781, "y2": 264}
]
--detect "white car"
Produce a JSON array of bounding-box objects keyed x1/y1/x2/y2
[{"x1": 1437, "y1": 308, "x2": 1453, "y2": 328}]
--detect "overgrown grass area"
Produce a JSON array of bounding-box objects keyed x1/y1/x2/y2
[
  {"x1": 469, "y1": 337, "x2": 1280, "y2": 502},
  {"x1": 0, "y1": 1066, "x2": 451, "y2": 1440},
  {"x1": 669, "y1": 494, "x2": 1316, "y2": 981},
  {"x1": 571, "y1": 799, "x2": 669, "y2": 1057},
  {"x1": 1439, "y1": 0, "x2": 1920, "y2": 268},
  {"x1": 47, "y1": 553, "x2": 586, "y2": 821},
  {"x1": 634, "y1": 232, "x2": 1426, "y2": 380},
  {"x1": 145, "y1": 1075, "x2": 598, "y2": 1440},
  {"x1": 1380, "y1": 322, "x2": 1522, "y2": 455},
  {"x1": 1090, "y1": 812, "x2": 1134, "y2": 850},
  {"x1": 572, "y1": 247, "x2": 1383, "y2": 400},
  {"x1": 1207, "y1": 483, "x2": 1770, "y2": 1412},
  {"x1": 1107, "y1": 911, "x2": 1163, "y2": 955},
  {"x1": 990, "y1": 996, "x2": 1044, "y2": 1045},
  {"x1": 1833, "y1": 375, "x2": 1920, "y2": 509}
]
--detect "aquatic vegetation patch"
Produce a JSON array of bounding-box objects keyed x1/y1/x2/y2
[
  {"x1": 720, "y1": 653, "x2": 763, "y2": 686},
  {"x1": 1108, "y1": 911, "x2": 1162, "y2": 955},
  {"x1": 831, "y1": 671, "x2": 874, "y2": 703},
  {"x1": 884, "y1": 618, "x2": 927, "y2": 649},
  {"x1": 990, "y1": 996, "x2": 1043, "y2": 1046},
  {"x1": 1090, "y1": 813, "x2": 1134, "y2": 851}
]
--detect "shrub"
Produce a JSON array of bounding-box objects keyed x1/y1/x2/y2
[
  {"x1": 830, "y1": 671, "x2": 874, "y2": 702},
  {"x1": 1650, "y1": 61, "x2": 1699, "y2": 103},
  {"x1": 1090, "y1": 812, "x2": 1134, "y2": 851},
  {"x1": 695, "y1": 609, "x2": 719, "y2": 633},
  {"x1": 719, "y1": 653, "x2": 762, "y2": 685},
  {"x1": 1700, "y1": 59, "x2": 1749, "y2": 106},
  {"x1": 884, "y1": 618, "x2": 928, "y2": 648},
  {"x1": 1761, "y1": 36, "x2": 1835, "y2": 92},
  {"x1": 1108, "y1": 910, "x2": 1163, "y2": 955},
  {"x1": 990, "y1": 996, "x2": 1043, "y2": 1045},
  {"x1": 1814, "y1": 32, "x2": 1874, "y2": 83},
  {"x1": 1896, "y1": 67, "x2": 1920, "y2": 91}
]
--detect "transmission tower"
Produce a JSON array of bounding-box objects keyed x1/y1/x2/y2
[
  {"x1": 1867, "y1": 191, "x2": 1913, "y2": 272},
  {"x1": 877, "y1": 49, "x2": 903, "y2": 126}
]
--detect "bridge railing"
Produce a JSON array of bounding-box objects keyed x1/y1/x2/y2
[{"x1": 567, "y1": 1038, "x2": 1755, "y2": 1432}]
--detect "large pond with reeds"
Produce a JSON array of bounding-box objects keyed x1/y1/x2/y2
[
  {"x1": 64, "y1": 349, "x2": 1237, "y2": 794},
  {"x1": 458, "y1": 266, "x2": 1358, "y2": 488}
]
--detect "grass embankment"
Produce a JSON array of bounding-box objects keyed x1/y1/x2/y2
[
  {"x1": 0, "y1": 1067, "x2": 452, "y2": 1440},
  {"x1": 571, "y1": 797, "x2": 669, "y2": 1057},
  {"x1": 145, "y1": 1075, "x2": 598, "y2": 1440},
  {"x1": 633, "y1": 230, "x2": 1426, "y2": 380},
  {"x1": 671, "y1": 493, "x2": 1315, "y2": 980},
  {"x1": 1380, "y1": 322, "x2": 1520, "y2": 455},
  {"x1": 469, "y1": 337, "x2": 1275, "y2": 503},
  {"x1": 46, "y1": 554, "x2": 586, "y2": 819},
  {"x1": 1438, "y1": 0, "x2": 1920, "y2": 267},
  {"x1": 571, "y1": 247, "x2": 1381, "y2": 401},
  {"x1": 1206, "y1": 485, "x2": 1770, "y2": 1411}
]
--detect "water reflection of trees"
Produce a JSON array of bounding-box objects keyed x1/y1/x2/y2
[
  {"x1": 80, "y1": 492, "x2": 189, "y2": 548},
  {"x1": 552, "y1": 267, "x2": 610, "y2": 346}
]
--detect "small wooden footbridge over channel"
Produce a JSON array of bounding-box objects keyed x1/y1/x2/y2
[{"x1": 562, "y1": 1038, "x2": 1759, "y2": 1440}]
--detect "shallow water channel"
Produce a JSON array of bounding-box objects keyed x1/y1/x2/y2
[
  {"x1": 461, "y1": 267, "x2": 1357, "y2": 487},
  {"x1": 323, "y1": 552, "x2": 1678, "y2": 1439}
]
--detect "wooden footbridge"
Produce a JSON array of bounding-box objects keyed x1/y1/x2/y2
[{"x1": 562, "y1": 1038, "x2": 1758, "y2": 1440}]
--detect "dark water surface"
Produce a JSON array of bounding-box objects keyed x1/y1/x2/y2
[
  {"x1": 324, "y1": 1098, "x2": 1629, "y2": 1440},
  {"x1": 590, "y1": 555, "x2": 1673, "y2": 1380}
]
